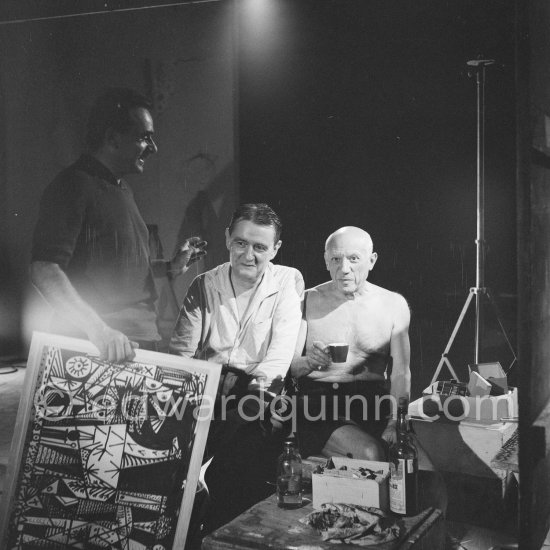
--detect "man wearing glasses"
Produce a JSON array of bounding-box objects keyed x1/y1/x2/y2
[{"x1": 31, "y1": 88, "x2": 206, "y2": 363}]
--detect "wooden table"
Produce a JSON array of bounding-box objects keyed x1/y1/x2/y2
[{"x1": 202, "y1": 494, "x2": 444, "y2": 550}]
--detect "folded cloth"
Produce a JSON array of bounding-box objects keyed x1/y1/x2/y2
[{"x1": 300, "y1": 503, "x2": 401, "y2": 546}]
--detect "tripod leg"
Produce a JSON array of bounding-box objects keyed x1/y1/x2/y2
[
  {"x1": 485, "y1": 291, "x2": 518, "y2": 372},
  {"x1": 430, "y1": 290, "x2": 476, "y2": 385},
  {"x1": 430, "y1": 356, "x2": 460, "y2": 387}
]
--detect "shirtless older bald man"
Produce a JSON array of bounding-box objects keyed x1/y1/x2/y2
[{"x1": 291, "y1": 226, "x2": 411, "y2": 460}]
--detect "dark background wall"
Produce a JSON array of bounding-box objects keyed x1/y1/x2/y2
[
  {"x1": 237, "y1": 0, "x2": 517, "y2": 396},
  {"x1": 0, "y1": 0, "x2": 518, "y2": 399},
  {"x1": 0, "y1": 1, "x2": 236, "y2": 353}
]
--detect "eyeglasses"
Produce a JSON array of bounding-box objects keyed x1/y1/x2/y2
[{"x1": 138, "y1": 134, "x2": 157, "y2": 147}]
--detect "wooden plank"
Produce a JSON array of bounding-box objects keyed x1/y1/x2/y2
[{"x1": 202, "y1": 494, "x2": 443, "y2": 550}]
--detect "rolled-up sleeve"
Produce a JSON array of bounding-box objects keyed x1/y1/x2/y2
[
  {"x1": 249, "y1": 269, "x2": 305, "y2": 395},
  {"x1": 169, "y1": 276, "x2": 204, "y2": 357}
]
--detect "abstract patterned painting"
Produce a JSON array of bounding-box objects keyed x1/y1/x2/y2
[{"x1": 0, "y1": 332, "x2": 221, "y2": 549}]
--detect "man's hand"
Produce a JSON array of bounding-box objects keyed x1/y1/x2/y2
[
  {"x1": 89, "y1": 325, "x2": 139, "y2": 363},
  {"x1": 306, "y1": 340, "x2": 332, "y2": 372},
  {"x1": 381, "y1": 419, "x2": 397, "y2": 446},
  {"x1": 30, "y1": 261, "x2": 138, "y2": 364},
  {"x1": 169, "y1": 237, "x2": 207, "y2": 277}
]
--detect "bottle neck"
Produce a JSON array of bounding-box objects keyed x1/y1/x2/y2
[{"x1": 395, "y1": 407, "x2": 409, "y2": 439}]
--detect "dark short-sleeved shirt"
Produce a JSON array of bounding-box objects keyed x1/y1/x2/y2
[{"x1": 31, "y1": 155, "x2": 160, "y2": 342}]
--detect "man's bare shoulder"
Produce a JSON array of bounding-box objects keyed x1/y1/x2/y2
[
  {"x1": 367, "y1": 282, "x2": 407, "y2": 302},
  {"x1": 369, "y1": 283, "x2": 409, "y2": 312},
  {"x1": 303, "y1": 282, "x2": 338, "y2": 312},
  {"x1": 306, "y1": 280, "x2": 333, "y2": 297},
  {"x1": 305, "y1": 281, "x2": 407, "y2": 304}
]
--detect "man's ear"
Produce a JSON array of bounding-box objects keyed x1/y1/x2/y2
[
  {"x1": 270, "y1": 240, "x2": 282, "y2": 260},
  {"x1": 225, "y1": 228, "x2": 231, "y2": 251},
  {"x1": 324, "y1": 252, "x2": 330, "y2": 271},
  {"x1": 369, "y1": 252, "x2": 378, "y2": 271}
]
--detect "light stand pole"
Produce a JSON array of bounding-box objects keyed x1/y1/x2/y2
[
  {"x1": 430, "y1": 58, "x2": 517, "y2": 385},
  {"x1": 471, "y1": 58, "x2": 491, "y2": 364}
]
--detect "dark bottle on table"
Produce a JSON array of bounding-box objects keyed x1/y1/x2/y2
[
  {"x1": 277, "y1": 437, "x2": 303, "y2": 508},
  {"x1": 389, "y1": 396, "x2": 419, "y2": 516}
]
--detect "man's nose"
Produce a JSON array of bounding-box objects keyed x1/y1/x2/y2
[
  {"x1": 244, "y1": 245, "x2": 255, "y2": 260},
  {"x1": 341, "y1": 258, "x2": 351, "y2": 272},
  {"x1": 147, "y1": 138, "x2": 158, "y2": 154}
]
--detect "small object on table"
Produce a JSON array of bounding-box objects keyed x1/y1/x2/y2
[
  {"x1": 300, "y1": 502, "x2": 400, "y2": 545},
  {"x1": 435, "y1": 379, "x2": 469, "y2": 397},
  {"x1": 468, "y1": 370, "x2": 492, "y2": 397},
  {"x1": 312, "y1": 457, "x2": 390, "y2": 511},
  {"x1": 276, "y1": 437, "x2": 303, "y2": 509}
]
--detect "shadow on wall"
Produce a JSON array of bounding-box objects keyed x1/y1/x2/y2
[{"x1": 153, "y1": 161, "x2": 236, "y2": 348}]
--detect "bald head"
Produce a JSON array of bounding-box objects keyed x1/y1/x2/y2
[
  {"x1": 325, "y1": 226, "x2": 374, "y2": 254},
  {"x1": 324, "y1": 226, "x2": 377, "y2": 296}
]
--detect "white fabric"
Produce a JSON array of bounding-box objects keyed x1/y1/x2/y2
[{"x1": 170, "y1": 262, "x2": 304, "y2": 394}]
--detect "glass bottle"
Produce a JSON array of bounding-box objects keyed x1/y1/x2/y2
[
  {"x1": 276, "y1": 437, "x2": 303, "y2": 508},
  {"x1": 389, "y1": 396, "x2": 419, "y2": 516}
]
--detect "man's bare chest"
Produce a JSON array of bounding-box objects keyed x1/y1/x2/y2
[{"x1": 307, "y1": 301, "x2": 393, "y2": 352}]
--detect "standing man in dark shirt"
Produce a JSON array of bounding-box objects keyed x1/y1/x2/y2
[{"x1": 31, "y1": 88, "x2": 206, "y2": 363}]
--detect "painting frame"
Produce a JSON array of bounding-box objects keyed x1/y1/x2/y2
[{"x1": 0, "y1": 331, "x2": 221, "y2": 549}]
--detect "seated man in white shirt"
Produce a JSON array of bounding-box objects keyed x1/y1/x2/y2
[{"x1": 170, "y1": 203, "x2": 304, "y2": 533}]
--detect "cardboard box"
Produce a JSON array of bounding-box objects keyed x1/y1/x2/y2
[
  {"x1": 409, "y1": 396, "x2": 518, "y2": 477},
  {"x1": 302, "y1": 455, "x2": 329, "y2": 483},
  {"x1": 311, "y1": 457, "x2": 390, "y2": 511},
  {"x1": 470, "y1": 362, "x2": 508, "y2": 394},
  {"x1": 421, "y1": 384, "x2": 517, "y2": 424}
]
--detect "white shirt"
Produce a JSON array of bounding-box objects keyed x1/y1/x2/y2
[{"x1": 170, "y1": 262, "x2": 304, "y2": 395}]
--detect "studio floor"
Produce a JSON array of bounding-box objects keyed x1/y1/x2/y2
[{"x1": 0, "y1": 362, "x2": 547, "y2": 550}]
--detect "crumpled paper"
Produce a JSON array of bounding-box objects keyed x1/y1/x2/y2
[{"x1": 299, "y1": 503, "x2": 401, "y2": 546}]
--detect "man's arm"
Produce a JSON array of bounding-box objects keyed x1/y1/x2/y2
[
  {"x1": 381, "y1": 292, "x2": 411, "y2": 444},
  {"x1": 31, "y1": 261, "x2": 137, "y2": 362},
  {"x1": 150, "y1": 237, "x2": 207, "y2": 279},
  {"x1": 388, "y1": 293, "x2": 411, "y2": 403},
  {"x1": 290, "y1": 318, "x2": 311, "y2": 378},
  {"x1": 169, "y1": 276, "x2": 204, "y2": 357},
  {"x1": 290, "y1": 321, "x2": 332, "y2": 378},
  {"x1": 249, "y1": 270, "x2": 305, "y2": 396},
  {"x1": 30, "y1": 172, "x2": 137, "y2": 362}
]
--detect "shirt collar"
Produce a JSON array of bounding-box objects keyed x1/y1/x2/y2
[
  {"x1": 210, "y1": 262, "x2": 280, "y2": 298},
  {"x1": 76, "y1": 154, "x2": 126, "y2": 189}
]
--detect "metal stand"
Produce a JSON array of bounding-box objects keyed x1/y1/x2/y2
[{"x1": 430, "y1": 58, "x2": 517, "y2": 385}]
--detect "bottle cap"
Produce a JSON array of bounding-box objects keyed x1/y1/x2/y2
[{"x1": 398, "y1": 396, "x2": 408, "y2": 407}]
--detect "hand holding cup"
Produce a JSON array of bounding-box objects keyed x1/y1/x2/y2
[
  {"x1": 327, "y1": 342, "x2": 349, "y2": 363},
  {"x1": 306, "y1": 341, "x2": 332, "y2": 372}
]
